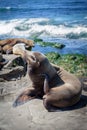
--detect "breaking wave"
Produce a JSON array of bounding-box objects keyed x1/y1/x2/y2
[{"x1": 0, "y1": 18, "x2": 87, "y2": 39}]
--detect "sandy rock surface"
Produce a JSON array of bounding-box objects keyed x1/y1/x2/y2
[{"x1": 0, "y1": 55, "x2": 87, "y2": 130}]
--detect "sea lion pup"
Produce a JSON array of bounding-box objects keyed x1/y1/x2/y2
[
  {"x1": 13, "y1": 44, "x2": 82, "y2": 111},
  {"x1": 0, "y1": 38, "x2": 34, "y2": 54}
]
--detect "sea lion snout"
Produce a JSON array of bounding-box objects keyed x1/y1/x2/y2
[{"x1": 26, "y1": 54, "x2": 40, "y2": 69}]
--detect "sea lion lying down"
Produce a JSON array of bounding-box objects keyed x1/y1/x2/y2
[
  {"x1": 0, "y1": 38, "x2": 34, "y2": 54},
  {"x1": 13, "y1": 44, "x2": 82, "y2": 111}
]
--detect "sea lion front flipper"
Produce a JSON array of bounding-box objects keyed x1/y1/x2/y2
[
  {"x1": 13, "y1": 88, "x2": 36, "y2": 107},
  {"x1": 43, "y1": 74, "x2": 50, "y2": 94}
]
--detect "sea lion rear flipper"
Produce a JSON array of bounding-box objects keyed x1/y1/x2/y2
[{"x1": 13, "y1": 88, "x2": 36, "y2": 107}]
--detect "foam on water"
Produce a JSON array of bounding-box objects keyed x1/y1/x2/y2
[
  {"x1": 0, "y1": 18, "x2": 87, "y2": 39},
  {"x1": 84, "y1": 16, "x2": 87, "y2": 19},
  {"x1": 0, "y1": 0, "x2": 87, "y2": 54},
  {"x1": 0, "y1": 7, "x2": 11, "y2": 11}
]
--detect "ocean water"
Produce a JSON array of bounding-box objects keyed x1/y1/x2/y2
[{"x1": 0, "y1": 0, "x2": 87, "y2": 54}]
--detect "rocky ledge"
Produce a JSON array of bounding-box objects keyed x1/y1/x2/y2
[
  {"x1": 0, "y1": 54, "x2": 87, "y2": 130},
  {"x1": 0, "y1": 55, "x2": 27, "y2": 81}
]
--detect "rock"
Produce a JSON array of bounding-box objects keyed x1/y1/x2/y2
[
  {"x1": 34, "y1": 38, "x2": 65, "y2": 49},
  {"x1": 0, "y1": 76, "x2": 87, "y2": 130},
  {"x1": 79, "y1": 77, "x2": 87, "y2": 91},
  {"x1": 0, "y1": 54, "x2": 8, "y2": 70},
  {"x1": 0, "y1": 66, "x2": 26, "y2": 81},
  {"x1": 0, "y1": 46, "x2": 2, "y2": 52},
  {"x1": 0, "y1": 55, "x2": 27, "y2": 81},
  {"x1": 70, "y1": 56, "x2": 77, "y2": 60},
  {"x1": 4, "y1": 56, "x2": 25, "y2": 68},
  {"x1": 83, "y1": 81, "x2": 87, "y2": 91},
  {"x1": 0, "y1": 53, "x2": 3, "y2": 61}
]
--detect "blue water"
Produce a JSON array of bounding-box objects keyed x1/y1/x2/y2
[{"x1": 0, "y1": 0, "x2": 87, "y2": 54}]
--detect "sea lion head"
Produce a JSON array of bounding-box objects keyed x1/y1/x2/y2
[
  {"x1": 13, "y1": 44, "x2": 56, "y2": 79},
  {"x1": 25, "y1": 51, "x2": 57, "y2": 80},
  {"x1": 25, "y1": 51, "x2": 48, "y2": 69}
]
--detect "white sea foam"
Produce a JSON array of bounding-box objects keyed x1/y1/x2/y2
[
  {"x1": 84, "y1": 16, "x2": 87, "y2": 19},
  {"x1": 0, "y1": 6, "x2": 11, "y2": 10},
  {"x1": 25, "y1": 18, "x2": 49, "y2": 24},
  {"x1": 5, "y1": 7, "x2": 11, "y2": 10},
  {"x1": 0, "y1": 18, "x2": 87, "y2": 39}
]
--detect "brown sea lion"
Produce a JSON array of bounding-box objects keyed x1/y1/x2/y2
[
  {"x1": 13, "y1": 44, "x2": 82, "y2": 111},
  {"x1": 0, "y1": 38, "x2": 34, "y2": 54}
]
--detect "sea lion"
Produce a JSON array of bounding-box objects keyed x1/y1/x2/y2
[
  {"x1": 0, "y1": 38, "x2": 34, "y2": 54},
  {"x1": 13, "y1": 44, "x2": 82, "y2": 111},
  {"x1": 43, "y1": 66, "x2": 82, "y2": 111}
]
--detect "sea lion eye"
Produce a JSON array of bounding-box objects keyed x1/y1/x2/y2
[{"x1": 31, "y1": 55, "x2": 36, "y2": 61}]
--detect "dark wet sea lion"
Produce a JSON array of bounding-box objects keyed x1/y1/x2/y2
[{"x1": 13, "y1": 44, "x2": 82, "y2": 111}]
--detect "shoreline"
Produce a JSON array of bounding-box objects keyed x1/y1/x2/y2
[
  {"x1": 0, "y1": 36, "x2": 87, "y2": 55},
  {"x1": 32, "y1": 37, "x2": 87, "y2": 55}
]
